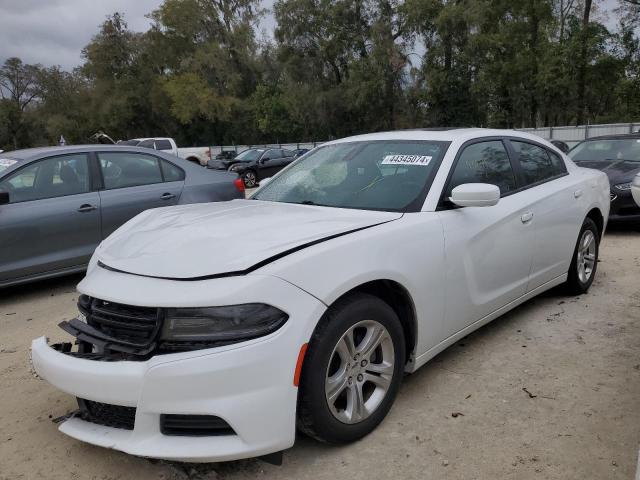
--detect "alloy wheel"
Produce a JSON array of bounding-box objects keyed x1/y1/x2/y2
[
  {"x1": 244, "y1": 171, "x2": 257, "y2": 187},
  {"x1": 324, "y1": 320, "x2": 395, "y2": 424},
  {"x1": 576, "y1": 229, "x2": 596, "y2": 283}
]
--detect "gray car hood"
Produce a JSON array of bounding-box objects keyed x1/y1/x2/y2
[{"x1": 96, "y1": 199, "x2": 401, "y2": 279}]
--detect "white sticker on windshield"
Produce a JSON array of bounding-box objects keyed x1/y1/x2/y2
[
  {"x1": 381, "y1": 155, "x2": 432, "y2": 166},
  {"x1": 0, "y1": 159, "x2": 17, "y2": 167}
]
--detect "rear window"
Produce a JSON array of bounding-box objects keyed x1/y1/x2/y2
[{"x1": 155, "y1": 139, "x2": 173, "y2": 151}]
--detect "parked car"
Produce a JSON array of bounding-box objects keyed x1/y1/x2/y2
[
  {"x1": 293, "y1": 148, "x2": 310, "y2": 157},
  {"x1": 550, "y1": 140, "x2": 570, "y2": 153},
  {"x1": 568, "y1": 134, "x2": 640, "y2": 223},
  {"x1": 128, "y1": 137, "x2": 213, "y2": 166},
  {"x1": 30, "y1": 129, "x2": 609, "y2": 463},
  {"x1": 632, "y1": 173, "x2": 640, "y2": 207},
  {"x1": 0, "y1": 145, "x2": 244, "y2": 288},
  {"x1": 207, "y1": 147, "x2": 297, "y2": 187},
  {"x1": 215, "y1": 151, "x2": 238, "y2": 160}
]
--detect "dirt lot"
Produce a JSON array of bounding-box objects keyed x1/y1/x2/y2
[{"x1": 1, "y1": 227, "x2": 639, "y2": 480}]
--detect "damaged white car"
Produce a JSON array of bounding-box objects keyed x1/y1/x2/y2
[{"x1": 31, "y1": 129, "x2": 610, "y2": 463}]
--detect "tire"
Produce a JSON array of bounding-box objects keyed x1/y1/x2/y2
[
  {"x1": 297, "y1": 293, "x2": 405, "y2": 444},
  {"x1": 565, "y1": 217, "x2": 600, "y2": 294},
  {"x1": 242, "y1": 170, "x2": 257, "y2": 188}
]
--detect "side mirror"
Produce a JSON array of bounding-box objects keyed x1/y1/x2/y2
[
  {"x1": 450, "y1": 183, "x2": 500, "y2": 207},
  {"x1": 0, "y1": 191, "x2": 9, "y2": 205}
]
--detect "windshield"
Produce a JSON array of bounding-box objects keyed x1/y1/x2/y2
[
  {"x1": 235, "y1": 149, "x2": 265, "y2": 161},
  {"x1": 0, "y1": 158, "x2": 19, "y2": 175},
  {"x1": 569, "y1": 139, "x2": 640, "y2": 162},
  {"x1": 252, "y1": 141, "x2": 449, "y2": 211}
]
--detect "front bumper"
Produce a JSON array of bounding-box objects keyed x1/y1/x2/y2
[
  {"x1": 609, "y1": 190, "x2": 640, "y2": 222},
  {"x1": 31, "y1": 271, "x2": 326, "y2": 462}
]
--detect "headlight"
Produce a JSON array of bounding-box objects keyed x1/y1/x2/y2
[
  {"x1": 160, "y1": 304, "x2": 288, "y2": 346},
  {"x1": 614, "y1": 182, "x2": 632, "y2": 191}
]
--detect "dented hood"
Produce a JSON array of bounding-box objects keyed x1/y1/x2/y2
[{"x1": 96, "y1": 199, "x2": 401, "y2": 279}]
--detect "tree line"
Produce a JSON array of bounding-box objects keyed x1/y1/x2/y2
[{"x1": 0, "y1": 0, "x2": 639, "y2": 151}]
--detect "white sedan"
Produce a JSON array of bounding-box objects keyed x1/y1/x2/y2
[
  {"x1": 31, "y1": 129, "x2": 610, "y2": 463},
  {"x1": 633, "y1": 173, "x2": 640, "y2": 207}
]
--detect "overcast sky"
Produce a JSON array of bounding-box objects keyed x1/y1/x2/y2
[{"x1": 0, "y1": 0, "x2": 623, "y2": 71}]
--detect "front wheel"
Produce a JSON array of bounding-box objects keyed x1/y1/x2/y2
[
  {"x1": 297, "y1": 293, "x2": 405, "y2": 444},
  {"x1": 565, "y1": 217, "x2": 600, "y2": 294}
]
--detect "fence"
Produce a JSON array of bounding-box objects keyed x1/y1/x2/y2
[
  {"x1": 210, "y1": 122, "x2": 640, "y2": 154},
  {"x1": 517, "y1": 122, "x2": 640, "y2": 147}
]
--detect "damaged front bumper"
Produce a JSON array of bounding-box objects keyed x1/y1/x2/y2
[
  {"x1": 30, "y1": 270, "x2": 326, "y2": 462},
  {"x1": 32, "y1": 330, "x2": 297, "y2": 462}
]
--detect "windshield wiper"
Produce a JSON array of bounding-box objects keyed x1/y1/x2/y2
[{"x1": 299, "y1": 200, "x2": 332, "y2": 207}]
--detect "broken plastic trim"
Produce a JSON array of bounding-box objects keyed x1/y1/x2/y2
[
  {"x1": 97, "y1": 220, "x2": 394, "y2": 281},
  {"x1": 59, "y1": 319, "x2": 158, "y2": 356}
]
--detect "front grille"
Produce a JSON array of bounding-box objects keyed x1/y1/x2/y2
[
  {"x1": 78, "y1": 399, "x2": 136, "y2": 430},
  {"x1": 79, "y1": 295, "x2": 161, "y2": 348},
  {"x1": 610, "y1": 191, "x2": 617, "y2": 202},
  {"x1": 160, "y1": 414, "x2": 235, "y2": 436}
]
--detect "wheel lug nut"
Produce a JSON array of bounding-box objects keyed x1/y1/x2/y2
[
  {"x1": 357, "y1": 374, "x2": 363, "y2": 382},
  {"x1": 361, "y1": 360, "x2": 367, "y2": 367},
  {"x1": 348, "y1": 377, "x2": 353, "y2": 385}
]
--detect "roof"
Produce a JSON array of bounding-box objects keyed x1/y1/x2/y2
[
  {"x1": 327, "y1": 128, "x2": 548, "y2": 145},
  {"x1": 1, "y1": 144, "x2": 166, "y2": 161}
]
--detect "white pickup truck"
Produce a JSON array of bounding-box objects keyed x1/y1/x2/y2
[{"x1": 120, "y1": 137, "x2": 212, "y2": 166}]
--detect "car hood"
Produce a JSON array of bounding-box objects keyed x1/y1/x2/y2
[
  {"x1": 575, "y1": 159, "x2": 640, "y2": 185},
  {"x1": 96, "y1": 199, "x2": 402, "y2": 279}
]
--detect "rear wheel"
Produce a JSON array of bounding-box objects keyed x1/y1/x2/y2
[
  {"x1": 565, "y1": 217, "x2": 599, "y2": 294},
  {"x1": 242, "y1": 170, "x2": 257, "y2": 188},
  {"x1": 297, "y1": 293, "x2": 405, "y2": 444}
]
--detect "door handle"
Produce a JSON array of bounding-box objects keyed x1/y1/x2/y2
[
  {"x1": 77, "y1": 204, "x2": 97, "y2": 213},
  {"x1": 574, "y1": 189, "x2": 583, "y2": 199},
  {"x1": 520, "y1": 211, "x2": 534, "y2": 223},
  {"x1": 160, "y1": 193, "x2": 176, "y2": 200}
]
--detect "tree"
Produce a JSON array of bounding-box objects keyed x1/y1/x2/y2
[{"x1": 0, "y1": 58, "x2": 43, "y2": 149}]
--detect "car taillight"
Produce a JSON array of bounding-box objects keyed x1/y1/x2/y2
[
  {"x1": 234, "y1": 177, "x2": 245, "y2": 193},
  {"x1": 206, "y1": 147, "x2": 211, "y2": 160}
]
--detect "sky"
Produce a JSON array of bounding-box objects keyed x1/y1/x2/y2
[{"x1": 0, "y1": 0, "x2": 623, "y2": 71}]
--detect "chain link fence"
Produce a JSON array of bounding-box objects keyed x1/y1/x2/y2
[
  {"x1": 517, "y1": 122, "x2": 640, "y2": 147},
  {"x1": 210, "y1": 122, "x2": 640, "y2": 154}
]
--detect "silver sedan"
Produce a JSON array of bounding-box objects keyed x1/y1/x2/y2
[{"x1": 0, "y1": 145, "x2": 243, "y2": 287}]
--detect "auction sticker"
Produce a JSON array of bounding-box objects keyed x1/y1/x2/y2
[{"x1": 381, "y1": 155, "x2": 432, "y2": 166}]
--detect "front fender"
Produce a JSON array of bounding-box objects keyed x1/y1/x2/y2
[{"x1": 258, "y1": 213, "x2": 446, "y2": 358}]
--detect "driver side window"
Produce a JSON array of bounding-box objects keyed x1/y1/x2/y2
[
  {"x1": 0, "y1": 154, "x2": 90, "y2": 203},
  {"x1": 447, "y1": 140, "x2": 516, "y2": 197}
]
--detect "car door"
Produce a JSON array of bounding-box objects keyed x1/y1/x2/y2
[
  {"x1": 437, "y1": 139, "x2": 536, "y2": 337},
  {"x1": 0, "y1": 153, "x2": 100, "y2": 283},
  {"x1": 97, "y1": 151, "x2": 184, "y2": 238},
  {"x1": 280, "y1": 149, "x2": 297, "y2": 169},
  {"x1": 258, "y1": 149, "x2": 283, "y2": 178},
  {"x1": 506, "y1": 139, "x2": 583, "y2": 290}
]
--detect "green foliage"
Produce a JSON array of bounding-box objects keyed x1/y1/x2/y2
[{"x1": 1, "y1": 0, "x2": 639, "y2": 151}]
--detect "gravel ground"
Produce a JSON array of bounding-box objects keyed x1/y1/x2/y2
[{"x1": 0, "y1": 226, "x2": 639, "y2": 480}]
